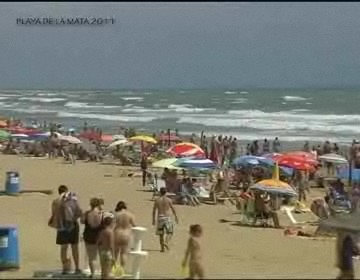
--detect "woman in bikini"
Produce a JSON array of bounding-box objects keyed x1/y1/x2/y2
[
  {"x1": 114, "y1": 201, "x2": 136, "y2": 268},
  {"x1": 81, "y1": 198, "x2": 104, "y2": 278}
]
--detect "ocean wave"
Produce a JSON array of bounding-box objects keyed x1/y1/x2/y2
[
  {"x1": 224, "y1": 91, "x2": 237, "y2": 95},
  {"x1": 231, "y1": 98, "x2": 248, "y2": 104},
  {"x1": 290, "y1": 109, "x2": 310, "y2": 112},
  {"x1": 4, "y1": 107, "x2": 57, "y2": 114},
  {"x1": 18, "y1": 97, "x2": 66, "y2": 103},
  {"x1": 64, "y1": 102, "x2": 120, "y2": 109},
  {"x1": 121, "y1": 97, "x2": 144, "y2": 101},
  {"x1": 121, "y1": 104, "x2": 216, "y2": 114},
  {"x1": 0, "y1": 97, "x2": 10, "y2": 100},
  {"x1": 0, "y1": 94, "x2": 22, "y2": 97},
  {"x1": 282, "y1": 95, "x2": 308, "y2": 101},
  {"x1": 36, "y1": 93, "x2": 60, "y2": 97},
  {"x1": 240, "y1": 91, "x2": 248, "y2": 94},
  {"x1": 180, "y1": 130, "x2": 352, "y2": 144},
  {"x1": 57, "y1": 112, "x2": 157, "y2": 122},
  {"x1": 176, "y1": 116, "x2": 360, "y2": 134},
  {"x1": 226, "y1": 109, "x2": 360, "y2": 122},
  {"x1": 168, "y1": 104, "x2": 216, "y2": 113}
]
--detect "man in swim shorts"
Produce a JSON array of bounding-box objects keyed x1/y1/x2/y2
[
  {"x1": 48, "y1": 185, "x2": 82, "y2": 274},
  {"x1": 152, "y1": 187, "x2": 179, "y2": 252}
]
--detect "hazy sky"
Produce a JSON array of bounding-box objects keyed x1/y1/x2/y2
[{"x1": 1, "y1": 2, "x2": 360, "y2": 89}]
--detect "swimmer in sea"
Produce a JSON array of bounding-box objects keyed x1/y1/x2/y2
[
  {"x1": 114, "y1": 201, "x2": 136, "y2": 268},
  {"x1": 97, "y1": 214, "x2": 115, "y2": 279},
  {"x1": 182, "y1": 224, "x2": 204, "y2": 279},
  {"x1": 152, "y1": 187, "x2": 179, "y2": 252}
]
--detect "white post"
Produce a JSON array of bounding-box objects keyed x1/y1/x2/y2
[
  {"x1": 129, "y1": 251, "x2": 148, "y2": 279},
  {"x1": 129, "y1": 226, "x2": 148, "y2": 279},
  {"x1": 131, "y1": 226, "x2": 147, "y2": 252}
]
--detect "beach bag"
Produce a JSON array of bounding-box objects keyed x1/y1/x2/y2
[
  {"x1": 112, "y1": 263, "x2": 124, "y2": 278},
  {"x1": 180, "y1": 265, "x2": 189, "y2": 278}
]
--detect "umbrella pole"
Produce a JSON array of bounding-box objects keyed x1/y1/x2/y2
[{"x1": 349, "y1": 155, "x2": 353, "y2": 189}]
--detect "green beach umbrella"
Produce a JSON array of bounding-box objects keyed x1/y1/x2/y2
[{"x1": 0, "y1": 129, "x2": 10, "y2": 140}]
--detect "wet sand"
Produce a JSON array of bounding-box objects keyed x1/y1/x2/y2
[{"x1": 0, "y1": 154, "x2": 357, "y2": 279}]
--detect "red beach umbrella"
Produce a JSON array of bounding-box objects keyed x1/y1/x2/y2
[{"x1": 167, "y1": 142, "x2": 205, "y2": 158}]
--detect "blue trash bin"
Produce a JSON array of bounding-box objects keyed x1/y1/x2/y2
[
  {"x1": 0, "y1": 226, "x2": 19, "y2": 270},
  {"x1": 5, "y1": 171, "x2": 20, "y2": 195}
]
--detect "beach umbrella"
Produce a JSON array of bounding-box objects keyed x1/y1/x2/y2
[
  {"x1": 278, "y1": 157, "x2": 315, "y2": 171},
  {"x1": 249, "y1": 162, "x2": 297, "y2": 197},
  {"x1": 320, "y1": 211, "x2": 360, "y2": 232},
  {"x1": 233, "y1": 155, "x2": 274, "y2": 167},
  {"x1": 0, "y1": 129, "x2": 10, "y2": 140},
  {"x1": 59, "y1": 135, "x2": 82, "y2": 144},
  {"x1": 272, "y1": 154, "x2": 318, "y2": 165},
  {"x1": 11, "y1": 133, "x2": 28, "y2": 139},
  {"x1": 129, "y1": 135, "x2": 157, "y2": 144},
  {"x1": 319, "y1": 153, "x2": 348, "y2": 165},
  {"x1": 337, "y1": 167, "x2": 360, "y2": 182},
  {"x1": 101, "y1": 134, "x2": 114, "y2": 143},
  {"x1": 152, "y1": 158, "x2": 182, "y2": 170},
  {"x1": 283, "y1": 151, "x2": 316, "y2": 159},
  {"x1": 250, "y1": 179, "x2": 297, "y2": 197},
  {"x1": 263, "y1": 152, "x2": 282, "y2": 158},
  {"x1": 108, "y1": 139, "x2": 130, "y2": 149},
  {"x1": 167, "y1": 142, "x2": 205, "y2": 158},
  {"x1": 175, "y1": 158, "x2": 216, "y2": 169}
]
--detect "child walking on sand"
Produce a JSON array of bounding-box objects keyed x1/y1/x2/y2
[
  {"x1": 182, "y1": 224, "x2": 204, "y2": 279},
  {"x1": 97, "y1": 214, "x2": 115, "y2": 279}
]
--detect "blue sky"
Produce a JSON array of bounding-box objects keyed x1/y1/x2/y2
[{"x1": 1, "y1": 2, "x2": 360, "y2": 89}]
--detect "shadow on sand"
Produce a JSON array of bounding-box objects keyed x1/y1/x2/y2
[{"x1": 0, "y1": 190, "x2": 53, "y2": 196}]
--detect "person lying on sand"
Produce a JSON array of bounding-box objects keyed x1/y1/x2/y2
[
  {"x1": 182, "y1": 224, "x2": 205, "y2": 279},
  {"x1": 114, "y1": 201, "x2": 136, "y2": 268}
]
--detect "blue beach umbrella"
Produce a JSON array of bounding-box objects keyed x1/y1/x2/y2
[
  {"x1": 233, "y1": 155, "x2": 274, "y2": 167},
  {"x1": 337, "y1": 167, "x2": 360, "y2": 182},
  {"x1": 233, "y1": 155, "x2": 294, "y2": 176}
]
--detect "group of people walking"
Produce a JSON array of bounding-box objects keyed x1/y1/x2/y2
[
  {"x1": 48, "y1": 185, "x2": 205, "y2": 279},
  {"x1": 48, "y1": 185, "x2": 136, "y2": 278}
]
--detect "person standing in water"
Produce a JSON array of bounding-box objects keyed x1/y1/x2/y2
[
  {"x1": 152, "y1": 187, "x2": 179, "y2": 252},
  {"x1": 114, "y1": 201, "x2": 136, "y2": 268},
  {"x1": 272, "y1": 137, "x2": 281, "y2": 153},
  {"x1": 182, "y1": 224, "x2": 204, "y2": 279}
]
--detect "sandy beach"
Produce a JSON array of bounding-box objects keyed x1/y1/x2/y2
[{"x1": 0, "y1": 154, "x2": 355, "y2": 279}]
